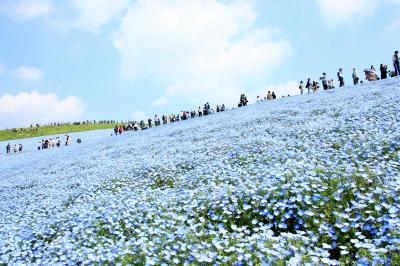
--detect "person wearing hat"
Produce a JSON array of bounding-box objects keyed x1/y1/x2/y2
[
  {"x1": 393, "y1": 51, "x2": 399, "y2": 76},
  {"x1": 337, "y1": 68, "x2": 345, "y2": 87}
]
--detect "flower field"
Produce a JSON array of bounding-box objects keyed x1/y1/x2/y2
[{"x1": 0, "y1": 79, "x2": 399, "y2": 265}]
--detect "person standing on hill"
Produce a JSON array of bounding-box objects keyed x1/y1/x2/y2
[
  {"x1": 306, "y1": 78, "x2": 311, "y2": 94},
  {"x1": 380, "y1": 64, "x2": 388, "y2": 79},
  {"x1": 352, "y1": 68, "x2": 360, "y2": 85},
  {"x1": 320, "y1": 73, "x2": 328, "y2": 90},
  {"x1": 312, "y1": 81, "x2": 319, "y2": 94},
  {"x1": 393, "y1": 51, "x2": 399, "y2": 76},
  {"x1": 267, "y1": 91, "x2": 273, "y2": 100},
  {"x1": 272, "y1": 92, "x2": 276, "y2": 99},
  {"x1": 337, "y1": 68, "x2": 345, "y2": 87},
  {"x1": 299, "y1": 81, "x2": 304, "y2": 95}
]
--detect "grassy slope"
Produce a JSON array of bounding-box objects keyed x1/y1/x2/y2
[{"x1": 0, "y1": 123, "x2": 117, "y2": 141}]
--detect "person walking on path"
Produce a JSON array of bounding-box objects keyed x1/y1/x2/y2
[
  {"x1": 6, "y1": 143, "x2": 11, "y2": 154},
  {"x1": 337, "y1": 68, "x2": 345, "y2": 87},
  {"x1": 13, "y1": 144, "x2": 17, "y2": 154},
  {"x1": 18, "y1": 144, "x2": 23, "y2": 153},
  {"x1": 393, "y1": 51, "x2": 399, "y2": 76},
  {"x1": 352, "y1": 68, "x2": 360, "y2": 85}
]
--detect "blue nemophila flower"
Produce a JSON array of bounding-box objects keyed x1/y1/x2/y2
[{"x1": 1, "y1": 80, "x2": 400, "y2": 265}]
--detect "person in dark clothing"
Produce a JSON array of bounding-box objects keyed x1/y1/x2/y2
[
  {"x1": 6, "y1": 143, "x2": 11, "y2": 154},
  {"x1": 380, "y1": 64, "x2": 388, "y2": 80},
  {"x1": 114, "y1": 126, "x2": 118, "y2": 135},
  {"x1": 394, "y1": 51, "x2": 400, "y2": 76},
  {"x1": 239, "y1": 94, "x2": 248, "y2": 107},
  {"x1": 272, "y1": 92, "x2": 277, "y2": 99},
  {"x1": 306, "y1": 78, "x2": 311, "y2": 94},
  {"x1": 140, "y1": 120, "x2": 145, "y2": 130},
  {"x1": 148, "y1": 118, "x2": 152, "y2": 128},
  {"x1": 18, "y1": 144, "x2": 22, "y2": 152},
  {"x1": 337, "y1": 68, "x2": 345, "y2": 87},
  {"x1": 320, "y1": 73, "x2": 328, "y2": 90}
]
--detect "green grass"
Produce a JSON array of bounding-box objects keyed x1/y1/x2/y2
[{"x1": 0, "y1": 123, "x2": 118, "y2": 141}]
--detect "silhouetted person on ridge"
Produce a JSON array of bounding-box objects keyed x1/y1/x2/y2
[
  {"x1": 380, "y1": 64, "x2": 388, "y2": 80},
  {"x1": 306, "y1": 78, "x2": 311, "y2": 94},
  {"x1": 299, "y1": 81, "x2": 304, "y2": 95},
  {"x1": 267, "y1": 91, "x2": 273, "y2": 100},
  {"x1": 337, "y1": 68, "x2": 345, "y2": 87},
  {"x1": 320, "y1": 73, "x2": 328, "y2": 90},
  {"x1": 352, "y1": 68, "x2": 360, "y2": 85},
  {"x1": 393, "y1": 51, "x2": 399, "y2": 76}
]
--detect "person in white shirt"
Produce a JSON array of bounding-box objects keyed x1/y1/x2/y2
[
  {"x1": 299, "y1": 81, "x2": 304, "y2": 95},
  {"x1": 320, "y1": 73, "x2": 328, "y2": 90}
]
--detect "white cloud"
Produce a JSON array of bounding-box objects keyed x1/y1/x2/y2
[
  {"x1": 387, "y1": 18, "x2": 400, "y2": 31},
  {"x1": 130, "y1": 110, "x2": 147, "y2": 121},
  {"x1": 315, "y1": 0, "x2": 378, "y2": 27},
  {"x1": 66, "y1": 0, "x2": 130, "y2": 33},
  {"x1": 151, "y1": 97, "x2": 170, "y2": 108},
  {"x1": 0, "y1": 0, "x2": 54, "y2": 20},
  {"x1": 114, "y1": 0, "x2": 291, "y2": 108},
  {"x1": 316, "y1": 0, "x2": 400, "y2": 27},
  {"x1": 0, "y1": 92, "x2": 85, "y2": 128},
  {"x1": 13, "y1": 66, "x2": 44, "y2": 82}
]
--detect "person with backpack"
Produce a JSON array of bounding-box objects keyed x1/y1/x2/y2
[
  {"x1": 320, "y1": 73, "x2": 328, "y2": 90},
  {"x1": 337, "y1": 68, "x2": 345, "y2": 87},
  {"x1": 393, "y1": 51, "x2": 399, "y2": 76},
  {"x1": 352, "y1": 68, "x2": 360, "y2": 85}
]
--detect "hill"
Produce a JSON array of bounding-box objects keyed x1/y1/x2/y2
[
  {"x1": 0, "y1": 123, "x2": 117, "y2": 141},
  {"x1": 0, "y1": 78, "x2": 399, "y2": 265}
]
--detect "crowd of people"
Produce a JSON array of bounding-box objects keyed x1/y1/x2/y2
[
  {"x1": 3, "y1": 51, "x2": 399, "y2": 153},
  {"x1": 112, "y1": 103, "x2": 228, "y2": 134},
  {"x1": 5, "y1": 143, "x2": 23, "y2": 154},
  {"x1": 37, "y1": 135, "x2": 77, "y2": 150},
  {"x1": 296, "y1": 51, "x2": 399, "y2": 95},
  {"x1": 3, "y1": 135, "x2": 82, "y2": 155}
]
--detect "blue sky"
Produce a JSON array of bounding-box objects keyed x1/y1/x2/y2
[{"x1": 0, "y1": 0, "x2": 399, "y2": 128}]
